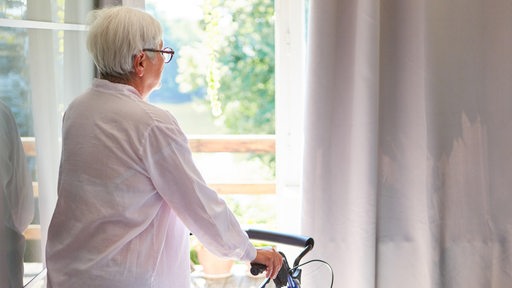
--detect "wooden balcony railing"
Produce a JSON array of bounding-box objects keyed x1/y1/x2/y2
[
  {"x1": 21, "y1": 135, "x2": 276, "y2": 240},
  {"x1": 21, "y1": 135, "x2": 276, "y2": 156}
]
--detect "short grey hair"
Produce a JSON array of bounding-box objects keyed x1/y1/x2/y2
[{"x1": 86, "y1": 6, "x2": 162, "y2": 80}]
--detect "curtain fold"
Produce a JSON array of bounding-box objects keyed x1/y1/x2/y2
[{"x1": 302, "y1": 0, "x2": 512, "y2": 287}]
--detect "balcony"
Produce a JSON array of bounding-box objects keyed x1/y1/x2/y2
[{"x1": 21, "y1": 135, "x2": 276, "y2": 240}]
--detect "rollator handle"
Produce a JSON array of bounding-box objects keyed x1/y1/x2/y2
[{"x1": 246, "y1": 229, "x2": 314, "y2": 248}]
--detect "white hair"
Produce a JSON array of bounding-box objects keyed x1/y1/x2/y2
[{"x1": 86, "y1": 6, "x2": 162, "y2": 80}]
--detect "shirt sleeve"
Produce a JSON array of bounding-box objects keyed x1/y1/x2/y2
[{"x1": 140, "y1": 117, "x2": 256, "y2": 261}]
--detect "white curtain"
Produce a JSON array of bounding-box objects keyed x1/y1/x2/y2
[
  {"x1": 302, "y1": 0, "x2": 512, "y2": 287},
  {"x1": 27, "y1": 0, "x2": 93, "y2": 266}
]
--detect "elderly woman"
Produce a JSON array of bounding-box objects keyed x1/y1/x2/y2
[{"x1": 45, "y1": 6, "x2": 282, "y2": 288}]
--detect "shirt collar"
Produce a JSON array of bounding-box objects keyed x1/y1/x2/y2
[{"x1": 92, "y1": 78, "x2": 143, "y2": 100}]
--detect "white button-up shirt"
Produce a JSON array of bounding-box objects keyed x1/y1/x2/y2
[{"x1": 46, "y1": 79, "x2": 256, "y2": 288}]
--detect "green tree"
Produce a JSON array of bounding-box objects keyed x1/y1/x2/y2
[
  {"x1": 0, "y1": 25, "x2": 32, "y2": 136},
  {"x1": 177, "y1": 0, "x2": 275, "y2": 135}
]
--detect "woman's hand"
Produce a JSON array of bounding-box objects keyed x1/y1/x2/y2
[{"x1": 252, "y1": 247, "x2": 284, "y2": 279}]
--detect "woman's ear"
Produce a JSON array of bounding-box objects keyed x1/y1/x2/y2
[{"x1": 133, "y1": 52, "x2": 146, "y2": 77}]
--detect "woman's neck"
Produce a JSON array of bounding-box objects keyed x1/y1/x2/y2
[{"x1": 101, "y1": 74, "x2": 147, "y2": 100}]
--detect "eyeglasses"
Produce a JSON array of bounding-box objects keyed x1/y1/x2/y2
[{"x1": 142, "y1": 47, "x2": 175, "y2": 63}]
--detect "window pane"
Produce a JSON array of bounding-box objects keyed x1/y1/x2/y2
[
  {"x1": 1, "y1": 0, "x2": 91, "y2": 23},
  {"x1": 0, "y1": 26, "x2": 32, "y2": 136},
  {"x1": 0, "y1": 0, "x2": 27, "y2": 19},
  {"x1": 146, "y1": 0, "x2": 277, "y2": 229}
]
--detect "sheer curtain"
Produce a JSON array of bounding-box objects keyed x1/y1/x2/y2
[
  {"x1": 302, "y1": 0, "x2": 512, "y2": 287},
  {"x1": 27, "y1": 1, "x2": 93, "y2": 266}
]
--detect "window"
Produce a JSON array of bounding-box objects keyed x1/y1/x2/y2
[
  {"x1": 145, "y1": 0, "x2": 307, "y2": 233},
  {"x1": 0, "y1": 1, "x2": 94, "y2": 286},
  {"x1": 0, "y1": 0, "x2": 307, "y2": 285}
]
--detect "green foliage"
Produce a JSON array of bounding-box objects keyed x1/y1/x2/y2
[
  {"x1": 216, "y1": 0, "x2": 275, "y2": 135},
  {"x1": 177, "y1": 0, "x2": 275, "y2": 135},
  {"x1": 0, "y1": 25, "x2": 33, "y2": 136},
  {"x1": 225, "y1": 194, "x2": 276, "y2": 227},
  {"x1": 190, "y1": 246, "x2": 199, "y2": 265}
]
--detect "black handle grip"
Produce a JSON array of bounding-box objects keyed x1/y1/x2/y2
[
  {"x1": 250, "y1": 252, "x2": 290, "y2": 288},
  {"x1": 246, "y1": 229, "x2": 314, "y2": 248},
  {"x1": 250, "y1": 262, "x2": 267, "y2": 276}
]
